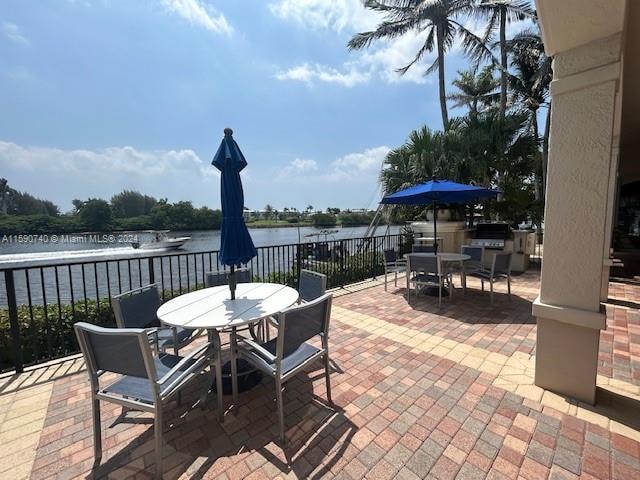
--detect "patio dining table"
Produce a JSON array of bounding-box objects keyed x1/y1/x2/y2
[
  {"x1": 157, "y1": 282, "x2": 299, "y2": 405},
  {"x1": 410, "y1": 252, "x2": 471, "y2": 293}
]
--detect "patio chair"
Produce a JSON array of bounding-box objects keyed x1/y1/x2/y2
[
  {"x1": 205, "y1": 267, "x2": 251, "y2": 288},
  {"x1": 467, "y1": 252, "x2": 512, "y2": 304},
  {"x1": 406, "y1": 253, "x2": 453, "y2": 306},
  {"x1": 298, "y1": 269, "x2": 327, "y2": 302},
  {"x1": 232, "y1": 293, "x2": 333, "y2": 441},
  {"x1": 74, "y1": 322, "x2": 219, "y2": 479},
  {"x1": 459, "y1": 245, "x2": 485, "y2": 291},
  {"x1": 111, "y1": 284, "x2": 199, "y2": 355},
  {"x1": 383, "y1": 249, "x2": 406, "y2": 291},
  {"x1": 412, "y1": 244, "x2": 436, "y2": 253},
  {"x1": 205, "y1": 267, "x2": 263, "y2": 340}
]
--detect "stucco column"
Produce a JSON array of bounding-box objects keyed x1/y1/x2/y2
[{"x1": 533, "y1": 34, "x2": 623, "y2": 404}]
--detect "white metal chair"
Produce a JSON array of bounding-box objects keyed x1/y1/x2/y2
[
  {"x1": 383, "y1": 249, "x2": 406, "y2": 291},
  {"x1": 467, "y1": 252, "x2": 512, "y2": 304},
  {"x1": 232, "y1": 293, "x2": 333, "y2": 441},
  {"x1": 406, "y1": 253, "x2": 453, "y2": 306},
  {"x1": 74, "y1": 322, "x2": 220, "y2": 479}
]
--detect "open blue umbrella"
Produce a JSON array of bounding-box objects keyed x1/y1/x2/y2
[
  {"x1": 380, "y1": 178, "x2": 500, "y2": 252},
  {"x1": 212, "y1": 128, "x2": 257, "y2": 299}
]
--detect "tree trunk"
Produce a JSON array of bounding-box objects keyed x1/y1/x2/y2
[
  {"x1": 436, "y1": 25, "x2": 449, "y2": 130},
  {"x1": 542, "y1": 103, "x2": 551, "y2": 200},
  {"x1": 499, "y1": 6, "x2": 508, "y2": 122},
  {"x1": 531, "y1": 109, "x2": 541, "y2": 201}
]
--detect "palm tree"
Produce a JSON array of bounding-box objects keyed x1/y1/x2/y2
[
  {"x1": 473, "y1": 0, "x2": 533, "y2": 121},
  {"x1": 448, "y1": 66, "x2": 500, "y2": 117},
  {"x1": 506, "y1": 26, "x2": 552, "y2": 199},
  {"x1": 348, "y1": 0, "x2": 488, "y2": 130}
]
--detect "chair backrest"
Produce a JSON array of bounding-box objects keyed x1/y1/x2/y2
[
  {"x1": 461, "y1": 245, "x2": 484, "y2": 263},
  {"x1": 412, "y1": 244, "x2": 436, "y2": 253},
  {"x1": 298, "y1": 269, "x2": 327, "y2": 302},
  {"x1": 111, "y1": 284, "x2": 161, "y2": 329},
  {"x1": 407, "y1": 253, "x2": 440, "y2": 275},
  {"x1": 383, "y1": 249, "x2": 397, "y2": 264},
  {"x1": 492, "y1": 252, "x2": 512, "y2": 275},
  {"x1": 205, "y1": 268, "x2": 251, "y2": 288},
  {"x1": 74, "y1": 322, "x2": 155, "y2": 381},
  {"x1": 275, "y1": 293, "x2": 332, "y2": 359}
]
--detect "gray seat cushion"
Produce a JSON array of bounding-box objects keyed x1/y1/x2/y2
[
  {"x1": 260, "y1": 339, "x2": 321, "y2": 374},
  {"x1": 156, "y1": 327, "x2": 194, "y2": 349},
  {"x1": 102, "y1": 353, "x2": 195, "y2": 404}
]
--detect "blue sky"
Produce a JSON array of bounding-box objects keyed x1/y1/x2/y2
[{"x1": 0, "y1": 0, "x2": 528, "y2": 212}]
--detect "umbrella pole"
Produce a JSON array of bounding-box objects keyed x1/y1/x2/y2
[
  {"x1": 229, "y1": 265, "x2": 236, "y2": 300},
  {"x1": 433, "y1": 200, "x2": 438, "y2": 254}
]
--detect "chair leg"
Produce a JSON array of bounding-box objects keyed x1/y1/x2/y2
[
  {"x1": 490, "y1": 280, "x2": 494, "y2": 304},
  {"x1": 481, "y1": 279, "x2": 484, "y2": 291},
  {"x1": 394, "y1": 270, "x2": 398, "y2": 287},
  {"x1": 507, "y1": 276, "x2": 512, "y2": 300},
  {"x1": 384, "y1": 272, "x2": 388, "y2": 291},
  {"x1": 230, "y1": 327, "x2": 239, "y2": 405},
  {"x1": 91, "y1": 396, "x2": 102, "y2": 468},
  {"x1": 438, "y1": 283, "x2": 442, "y2": 307},
  {"x1": 215, "y1": 349, "x2": 224, "y2": 419},
  {"x1": 154, "y1": 406, "x2": 163, "y2": 480},
  {"x1": 324, "y1": 353, "x2": 332, "y2": 405},
  {"x1": 275, "y1": 378, "x2": 285, "y2": 442}
]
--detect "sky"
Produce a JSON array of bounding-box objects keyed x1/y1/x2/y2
[{"x1": 0, "y1": 0, "x2": 531, "y2": 213}]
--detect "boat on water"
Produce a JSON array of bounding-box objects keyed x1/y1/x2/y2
[{"x1": 133, "y1": 231, "x2": 191, "y2": 250}]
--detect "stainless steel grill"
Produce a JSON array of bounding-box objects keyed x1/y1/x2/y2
[{"x1": 471, "y1": 223, "x2": 511, "y2": 250}]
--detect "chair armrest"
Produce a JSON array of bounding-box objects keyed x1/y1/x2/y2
[
  {"x1": 237, "y1": 338, "x2": 276, "y2": 363},
  {"x1": 157, "y1": 342, "x2": 213, "y2": 385}
]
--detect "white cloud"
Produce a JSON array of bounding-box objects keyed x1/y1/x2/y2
[
  {"x1": 2, "y1": 22, "x2": 29, "y2": 46},
  {"x1": 277, "y1": 146, "x2": 390, "y2": 183},
  {"x1": 268, "y1": 0, "x2": 378, "y2": 32},
  {"x1": 270, "y1": 0, "x2": 434, "y2": 86},
  {"x1": 161, "y1": 0, "x2": 232, "y2": 35},
  {"x1": 0, "y1": 141, "x2": 216, "y2": 179},
  {"x1": 275, "y1": 63, "x2": 370, "y2": 87}
]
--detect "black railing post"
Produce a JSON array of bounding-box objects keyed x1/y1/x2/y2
[
  {"x1": 295, "y1": 243, "x2": 302, "y2": 286},
  {"x1": 339, "y1": 240, "x2": 345, "y2": 287},
  {"x1": 4, "y1": 270, "x2": 24, "y2": 373},
  {"x1": 148, "y1": 257, "x2": 155, "y2": 284}
]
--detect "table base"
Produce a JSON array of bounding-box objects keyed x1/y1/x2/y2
[{"x1": 212, "y1": 359, "x2": 263, "y2": 395}]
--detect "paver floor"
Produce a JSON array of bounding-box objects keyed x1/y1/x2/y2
[{"x1": 1, "y1": 271, "x2": 639, "y2": 479}]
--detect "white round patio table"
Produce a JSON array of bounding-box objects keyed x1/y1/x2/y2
[
  {"x1": 157, "y1": 282, "x2": 299, "y2": 405},
  {"x1": 157, "y1": 282, "x2": 299, "y2": 330}
]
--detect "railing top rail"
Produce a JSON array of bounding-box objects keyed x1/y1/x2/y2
[{"x1": 0, "y1": 233, "x2": 401, "y2": 272}]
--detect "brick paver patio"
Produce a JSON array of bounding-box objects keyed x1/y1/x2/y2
[{"x1": 1, "y1": 271, "x2": 639, "y2": 479}]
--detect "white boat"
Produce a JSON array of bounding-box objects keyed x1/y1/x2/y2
[{"x1": 134, "y1": 232, "x2": 191, "y2": 250}]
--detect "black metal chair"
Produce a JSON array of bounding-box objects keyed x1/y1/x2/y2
[
  {"x1": 204, "y1": 267, "x2": 251, "y2": 288},
  {"x1": 232, "y1": 293, "x2": 333, "y2": 441},
  {"x1": 111, "y1": 284, "x2": 199, "y2": 355},
  {"x1": 412, "y1": 244, "x2": 436, "y2": 253},
  {"x1": 383, "y1": 249, "x2": 406, "y2": 291},
  {"x1": 74, "y1": 322, "x2": 219, "y2": 479},
  {"x1": 406, "y1": 253, "x2": 453, "y2": 306},
  {"x1": 298, "y1": 269, "x2": 327, "y2": 302},
  {"x1": 467, "y1": 252, "x2": 512, "y2": 304}
]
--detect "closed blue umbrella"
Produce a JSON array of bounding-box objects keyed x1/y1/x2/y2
[
  {"x1": 380, "y1": 178, "x2": 500, "y2": 252},
  {"x1": 212, "y1": 128, "x2": 257, "y2": 299}
]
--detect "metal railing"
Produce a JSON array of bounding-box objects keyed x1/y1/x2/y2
[{"x1": 0, "y1": 233, "x2": 406, "y2": 372}]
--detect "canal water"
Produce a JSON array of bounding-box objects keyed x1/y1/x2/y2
[{"x1": 0, "y1": 226, "x2": 402, "y2": 308}]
